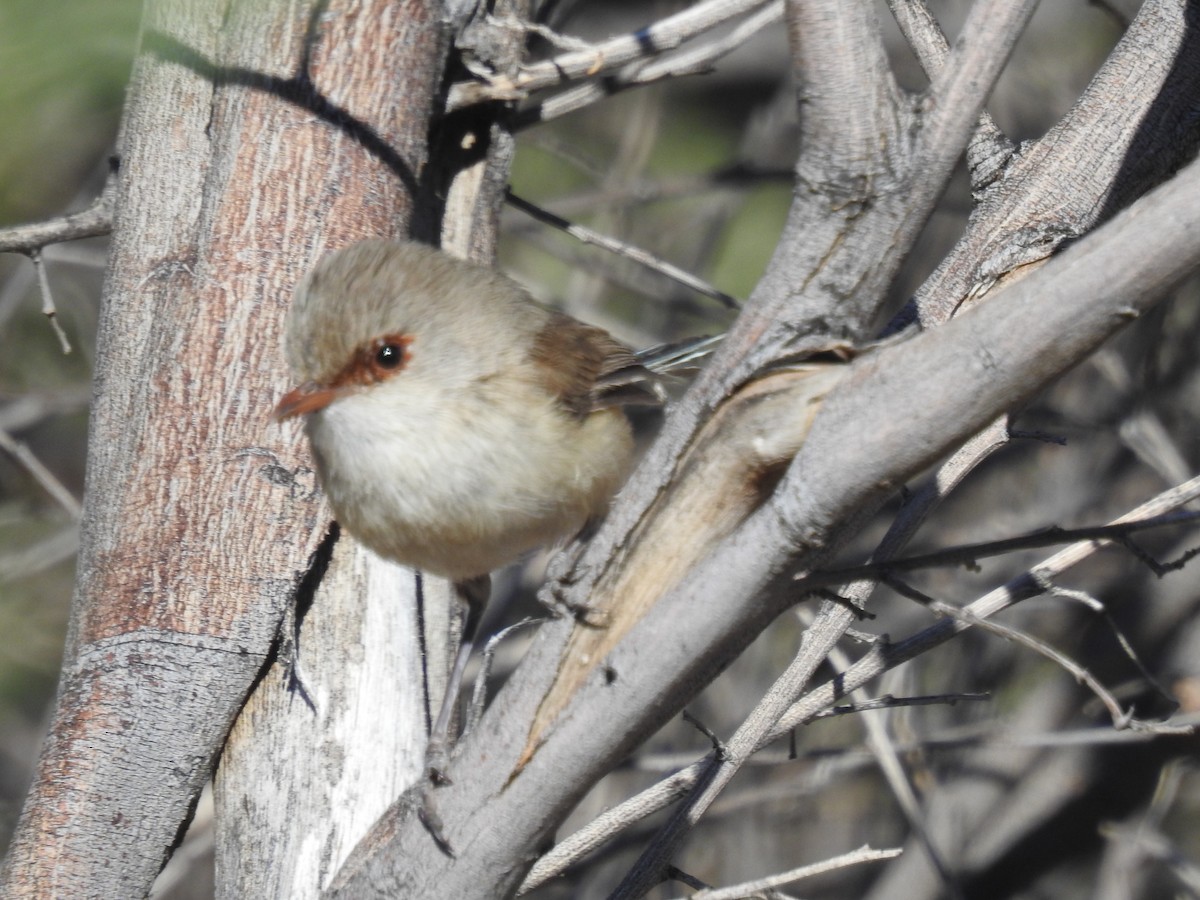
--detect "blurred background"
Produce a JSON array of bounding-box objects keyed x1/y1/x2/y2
[{"x1": 4, "y1": 1, "x2": 1199, "y2": 898}]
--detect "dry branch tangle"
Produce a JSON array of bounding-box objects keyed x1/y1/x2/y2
[{"x1": 326, "y1": 3, "x2": 1200, "y2": 898}]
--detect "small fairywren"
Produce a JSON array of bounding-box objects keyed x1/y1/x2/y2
[
  {"x1": 275, "y1": 240, "x2": 721, "y2": 774},
  {"x1": 275, "y1": 239, "x2": 672, "y2": 580}
]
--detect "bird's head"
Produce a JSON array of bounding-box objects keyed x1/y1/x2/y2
[{"x1": 274, "y1": 240, "x2": 542, "y2": 422}]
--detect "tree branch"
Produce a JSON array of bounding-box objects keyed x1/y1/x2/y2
[
  {"x1": 522, "y1": 472, "x2": 1200, "y2": 891},
  {"x1": 518, "y1": 2, "x2": 784, "y2": 125},
  {"x1": 446, "y1": 0, "x2": 775, "y2": 110},
  {"x1": 0, "y1": 164, "x2": 117, "y2": 254}
]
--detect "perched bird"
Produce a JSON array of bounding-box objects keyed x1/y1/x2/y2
[
  {"x1": 274, "y1": 239, "x2": 671, "y2": 582},
  {"x1": 276, "y1": 239, "x2": 720, "y2": 778}
]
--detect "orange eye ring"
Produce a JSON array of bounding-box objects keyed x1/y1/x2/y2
[{"x1": 314, "y1": 333, "x2": 413, "y2": 393}]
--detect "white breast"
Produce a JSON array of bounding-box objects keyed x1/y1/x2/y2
[{"x1": 305, "y1": 375, "x2": 633, "y2": 580}]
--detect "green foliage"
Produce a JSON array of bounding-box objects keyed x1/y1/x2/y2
[{"x1": 0, "y1": 0, "x2": 140, "y2": 221}]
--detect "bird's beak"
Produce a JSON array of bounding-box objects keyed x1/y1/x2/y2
[{"x1": 274, "y1": 381, "x2": 341, "y2": 420}]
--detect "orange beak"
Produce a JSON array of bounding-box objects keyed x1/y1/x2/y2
[{"x1": 273, "y1": 382, "x2": 342, "y2": 420}]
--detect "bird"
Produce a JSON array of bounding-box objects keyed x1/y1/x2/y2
[
  {"x1": 274, "y1": 239, "x2": 717, "y2": 770},
  {"x1": 274, "y1": 238, "x2": 673, "y2": 583}
]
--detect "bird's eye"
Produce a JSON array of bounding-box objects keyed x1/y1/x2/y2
[
  {"x1": 374, "y1": 342, "x2": 404, "y2": 369},
  {"x1": 357, "y1": 334, "x2": 410, "y2": 383}
]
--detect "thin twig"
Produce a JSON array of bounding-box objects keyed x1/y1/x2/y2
[
  {"x1": 29, "y1": 249, "x2": 72, "y2": 354},
  {"x1": 1047, "y1": 584, "x2": 1176, "y2": 707},
  {"x1": 517, "y1": 770, "x2": 697, "y2": 894},
  {"x1": 518, "y1": 475, "x2": 1200, "y2": 893},
  {"x1": 882, "y1": 573, "x2": 1186, "y2": 734},
  {"x1": 664, "y1": 866, "x2": 709, "y2": 892},
  {"x1": 609, "y1": 594, "x2": 859, "y2": 899},
  {"x1": 523, "y1": 424, "x2": 1006, "y2": 894},
  {"x1": 1093, "y1": 348, "x2": 1193, "y2": 485},
  {"x1": 750, "y1": 718, "x2": 1200, "y2": 759},
  {"x1": 501, "y1": 163, "x2": 790, "y2": 220},
  {"x1": 0, "y1": 165, "x2": 117, "y2": 254},
  {"x1": 1098, "y1": 822, "x2": 1200, "y2": 895},
  {"x1": 669, "y1": 845, "x2": 902, "y2": 900},
  {"x1": 815, "y1": 510, "x2": 1200, "y2": 585},
  {"x1": 506, "y1": 191, "x2": 741, "y2": 309},
  {"x1": 612, "y1": 420, "x2": 1011, "y2": 896},
  {"x1": 635, "y1": 0, "x2": 782, "y2": 82},
  {"x1": 781, "y1": 474, "x2": 1200, "y2": 734},
  {"x1": 822, "y1": 631, "x2": 963, "y2": 898},
  {"x1": 1095, "y1": 762, "x2": 1200, "y2": 896},
  {"x1": 0, "y1": 425, "x2": 83, "y2": 520},
  {"x1": 814, "y1": 691, "x2": 989, "y2": 718}
]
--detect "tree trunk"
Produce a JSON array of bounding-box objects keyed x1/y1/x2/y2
[{"x1": 0, "y1": 1, "x2": 451, "y2": 896}]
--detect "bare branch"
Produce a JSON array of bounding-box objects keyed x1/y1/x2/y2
[
  {"x1": 0, "y1": 165, "x2": 117, "y2": 254},
  {"x1": 889, "y1": 0, "x2": 1035, "y2": 250},
  {"x1": 358, "y1": 28, "x2": 1200, "y2": 898},
  {"x1": 781, "y1": 474, "x2": 1200, "y2": 735},
  {"x1": 613, "y1": 426, "x2": 1006, "y2": 895},
  {"x1": 506, "y1": 191, "x2": 741, "y2": 309},
  {"x1": 1, "y1": 2, "x2": 454, "y2": 896},
  {"x1": 28, "y1": 249, "x2": 72, "y2": 354},
  {"x1": 1093, "y1": 348, "x2": 1193, "y2": 485},
  {"x1": 609, "y1": 589, "x2": 853, "y2": 899},
  {"x1": 520, "y1": 2, "x2": 784, "y2": 126},
  {"x1": 609, "y1": 424, "x2": 1009, "y2": 896},
  {"x1": 815, "y1": 691, "x2": 990, "y2": 718},
  {"x1": 911, "y1": 0, "x2": 1200, "y2": 327},
  {"x1": 447, "y1": 0, "x2": 775, "y2": 110},
  {"x1": 1097, "y1": 763, "x2": 1200, "y2": 895},
  {"x1": 816, "y1": 510, "x2": 1200, "y2": 585},
  {"x1": 777, "y1": 153, "x2": 1200, "y2": 569},
  {"x1": 670, "y1": 845, "x2": 903, "y2": 900},
  {"x1": 0, "y1": 425, "x2": 83, "y2": 520},
  {"x1": 1047, "y1": 584, "x2": 1176, "y2": 705},
  {"x1": 518, "y1": 772, "x2": 699, "y2": 893},
  {"x1": 613, "y1": 415, "x2": 1006, "y2": 893},
  {"x1": 881, "y1": 574, "x2": 1186, "y2": 735},
  {"x1": 885, "y1": 0, "x2": 1012, "y2": 186},
  {"x1": 823, "y1": 637, "x2": 960, "y2": 897}
]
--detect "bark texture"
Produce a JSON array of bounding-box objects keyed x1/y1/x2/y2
[{"x1": 0, "y1": 1, "x2": 450, "y2": 897}]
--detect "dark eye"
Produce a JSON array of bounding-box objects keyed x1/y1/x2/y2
[
  {"x1": 374, "y1": 342, "x2": 404, "y2": 369},
  {"x1": 359, "y1": 333, "x2": 410, "y2": 382}
]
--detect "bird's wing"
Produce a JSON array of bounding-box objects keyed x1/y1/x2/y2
[{"x1": 529, "y1": 313, "x2": 662, "y2": 417}]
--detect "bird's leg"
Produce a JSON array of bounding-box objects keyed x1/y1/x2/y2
[
  {"x1": 539, "y1": 523, "x2": 610, "y2": 626},
  {"x1": 425, "y1": 573, "x2": 490, "y2": 785},
  {"x1": 540, "y1": 577, "x2": 611, "y2": 628}
]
